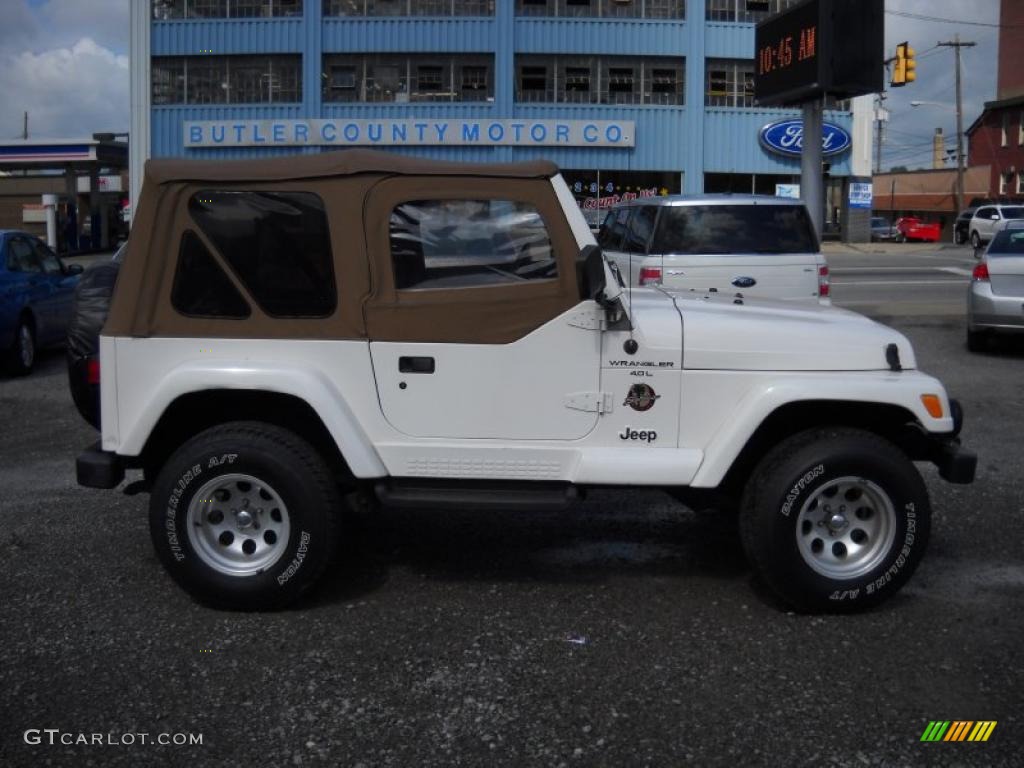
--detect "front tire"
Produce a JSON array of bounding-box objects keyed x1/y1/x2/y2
[
  {"x1": 971, "y1": 231, "x2": 981, "y2": 249},
  {"x1": 149, "y1": 421, "x2": 341, "y2": 609},
  {"x1": 7, "y1": 318, "x2": 35, "y2": 376},
  {"x1": 739, "y1": 428, "x2": 930, "y2": 613}
]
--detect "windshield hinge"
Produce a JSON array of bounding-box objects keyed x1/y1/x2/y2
[
  {"x1": 564, "y1": 391, "x2": 614, "y2": 414},
  {"x1": 567, "y1": 307, "x2": 607, "y2": 331}
]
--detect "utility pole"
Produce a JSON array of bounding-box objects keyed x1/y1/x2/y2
[
  {"x1": 874, "y1": 93, "x2": 888, "y2": 174},
  {"x1": 938, "y1": 35, "x2": 976, "y2": 213},
  {"x1": 22, "y1": 111, "x2": 28, "y2": 140}
]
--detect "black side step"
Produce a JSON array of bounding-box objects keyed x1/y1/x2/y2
[{"x1": 374, "y1": 480, "x2": 580, "y2": 512}]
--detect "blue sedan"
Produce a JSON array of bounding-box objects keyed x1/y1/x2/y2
[{"x1": 1, "y1": 230, "x2": 83, "y2": 375}]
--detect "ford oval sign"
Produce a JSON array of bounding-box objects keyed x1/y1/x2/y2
[{"x1": 759, "y1": 119, "x2": 852, "y2": 158}]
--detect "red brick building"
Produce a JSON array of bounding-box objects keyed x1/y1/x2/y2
[{"x1": 966, "y1": 0, "x2": 1024, "y2": 200}]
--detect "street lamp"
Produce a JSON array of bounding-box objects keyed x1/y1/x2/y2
[{"x1": 911, "y1": 99, "x2": 966, "y2": 214}]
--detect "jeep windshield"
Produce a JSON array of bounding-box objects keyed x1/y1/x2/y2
[{"x1": 649, "y1": 204, "x2": 819, "y2": 255}]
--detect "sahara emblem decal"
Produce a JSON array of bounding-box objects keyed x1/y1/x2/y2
[{"x1": 624, "y1": 383, "x2": 660, "y2": 412}]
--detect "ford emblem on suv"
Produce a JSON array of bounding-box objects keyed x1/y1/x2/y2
[{"x1": 732, "y1": 276, "x2": 757, "y2": 288}]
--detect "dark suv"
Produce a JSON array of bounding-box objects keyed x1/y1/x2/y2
[{"x1": 954, "y1": 207, "x2": 977, "y2": 245}]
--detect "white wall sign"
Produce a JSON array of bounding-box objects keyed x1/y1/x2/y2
[
  {"x1": 848, "y1": 182, "x2": 873, "y2": 209},
  {"x1": 184, "y1": 119, "x2": 635, "y2": 149},
  {"x1": 775, "y1": 183, "x2": 801, "y2": 199}
]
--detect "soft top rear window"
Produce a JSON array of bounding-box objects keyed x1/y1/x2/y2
[{"x1": 649, "y1": 204, "x2": 819, "y2": 255}]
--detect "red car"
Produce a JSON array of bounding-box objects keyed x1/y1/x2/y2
[{"x1": 894, "y1": 216, "x2": 942, "y2": 243}]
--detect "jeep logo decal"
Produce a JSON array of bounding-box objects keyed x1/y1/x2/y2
[{"x1": 619, "y1": 426, "x2": 657, "y2": 443}]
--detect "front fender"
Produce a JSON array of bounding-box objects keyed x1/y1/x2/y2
[{"x1": 688, "y1": 370, "x2": 954, "y2": 488}]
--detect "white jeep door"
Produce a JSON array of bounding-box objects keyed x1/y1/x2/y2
[{"x1": 364, "y1": 180, "x2": 602, "y2": 440}]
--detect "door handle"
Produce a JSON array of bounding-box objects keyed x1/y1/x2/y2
[{"x1": 399, "y1": 356, "x2": 435, "y2": 374}]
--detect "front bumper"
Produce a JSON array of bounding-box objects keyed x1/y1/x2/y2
[
  {"x1": 76, "y1": 441, "x2": 124, "y2": 489},
  {"x1": 924, "y1": 398, "x2": 975, "y2": 484}
]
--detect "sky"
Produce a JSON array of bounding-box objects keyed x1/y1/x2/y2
[{"x1": 0, "y1": 0, "x2": 1005, "y2": 172}]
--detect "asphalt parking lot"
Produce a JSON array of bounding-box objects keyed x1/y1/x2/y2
[{"x1": 1, "y1": 291, "x2": 1022, "y2": 766}]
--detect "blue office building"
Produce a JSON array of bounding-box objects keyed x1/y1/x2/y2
[{"x1": 131, "y1": 0, "x2": 871, "y2": 222}]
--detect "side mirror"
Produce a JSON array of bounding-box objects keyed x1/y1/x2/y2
[
  {"x1": 579, "y1": 244, "x2": 607, "y2": 303},
  {"x1": 64, "y1": 263, "x2": 84, "y2": 276}
]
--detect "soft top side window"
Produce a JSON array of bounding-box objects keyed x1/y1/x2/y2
[
  {"x1": 389, "y1": 199, "x2": 557, "y2": 290},
  {"x1": 171, "y1": 231, "x2": 251, "y2": 319},
  {"x1": 188, "y1": 190, "x2": 336, "y2": 317}
]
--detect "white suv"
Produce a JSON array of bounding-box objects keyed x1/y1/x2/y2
[
  {"x1": 76, "y1": 150, "x2": 975, "y2": 613},
  {"x1": 599, "y1": 196, "x2": 830, "y2": 304},
  {"x1": 969, "y1": 203, "x2": 1024, "y2": 248}
]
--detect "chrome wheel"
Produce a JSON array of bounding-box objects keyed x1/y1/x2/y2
[
  {"x1": 186, "y1": 473, "x2": 291, "y2": 577},
  {"x1": 17, "y1": 324, "x2": 34, "y2": 369},
  {"x1": 795, "y1": 476, "x2": 896, "y2": 580}
]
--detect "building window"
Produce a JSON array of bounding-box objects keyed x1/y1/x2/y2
[
  {"x1": 516, "y1": 55, "x2": 683, "y2": 105},
  {"x1": 1000, "y1": 171, "x2": 1011, "y2": 195},
  {"x1": 322, "y1": 54, "x2": 493, "y2": 102},
  {"x1": 706, "y1": 0, "x2": 798, "y2": 22},
  {"x1": 1019, "y1": 110, "x2": 1024, "y2": 145},
  {"x1": 153, "y1": 0, "x2": 302, "y2": 18},
  {"x1": 705, "y1": 58, "x2": 755, "y2": 107},
  {"x1": 323, "y1": 0, "x2": 494, "y2": 16},
  {"x1": 152, "y1": 56, "x2": 302, "y2": 104},
  {"x1": 514, "y1": 0, "x2": 682, "y2": 19},
  {"x1": 1018, "y1": 171, "x2": 1024, "y2": 195},
  {"x1": 1002, "y1": 114, "x2": 1009, "y2": 147}
]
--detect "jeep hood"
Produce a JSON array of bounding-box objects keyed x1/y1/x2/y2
[{"x1": 663, "y1": 292, "x2": 916, "y2": 371}]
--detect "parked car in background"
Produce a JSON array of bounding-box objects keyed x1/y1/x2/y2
[
  {"x1": 0, "y1": 230, "x2": 82, "y2": 375},
  {"x1": 967, "y1": 220, "x2": 1024, "y2": 351},
  {"x1": 599, "y1": 195, "x2": 830, "y2": 304},
  {"x1": 953, "y1": 207, "x2": 977, "y2": 245},
  {"x1": 871, "y1": 216, "x2": 896, "y2": 241},
  {"x1": 969, "y1": 204, "x2": 1024, "y2": 248},
  {"x1": 67, "y1": 245, "x2": 124, "y2": 428},
  {"x1": 894, "y1": 217, "x2": 941, "y2": 243}
]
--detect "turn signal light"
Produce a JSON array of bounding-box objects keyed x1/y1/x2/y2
[
  {"x1": 86, "y1": 357, "x2": 101, "y2": 385},
  {"x1": 972, "y1": 262, "x2": 990, "y2": 281},
  {"x1": 639, "y1": 267, "x2": 663, "y2": 286},
  {"x1": 920, "y1": 394, "x2": 944, "y2": 419},
  {"x1": 818, "y1": 265, "x2": 830, "y2": 297}
]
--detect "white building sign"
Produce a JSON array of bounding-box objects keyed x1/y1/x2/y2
[{"x1": 184, "y1": 119, "x2": 635, "y2": 149}]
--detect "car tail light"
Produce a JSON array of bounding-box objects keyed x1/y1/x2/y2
[
  {"x1": 639, "y1": 267, "x2": 662, "y2": 286},
  {"x1": 972, "y1": 262, "x2": 990, "y2": 281},
  {"x1": 86, "y1": 357, "x2": 101, "y2": 385},
  {"x1": 818, "y1": 265, "x2": 830, "y2": 298}
]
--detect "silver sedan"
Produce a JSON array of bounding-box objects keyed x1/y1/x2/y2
[{"x1": 967, "y1": 221, "x2": 1024, "y2": 351}]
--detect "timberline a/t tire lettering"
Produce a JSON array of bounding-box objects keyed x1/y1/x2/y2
[
  {"x1": 165, "y1": 463, "x2": 203, "y2": 562},
  {"x1": 277, "y1": 531, "x2": 311, "y2": 586},
  {"x1": 780, "y1": 463, "x2": 824, "y2": 517}
]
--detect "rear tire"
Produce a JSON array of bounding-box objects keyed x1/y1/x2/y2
[
  {"x1": 6, "y1": 317, "x2": 35, "y2": 376},
  {"x1": 970, "y1": 231, "x2": 981, "y2": 249},
  {"x1": 148, "y1": 421, "x2": 341, "y2": 609},
  {"x1": 739, "y1": 428, "x2": 930, "y2": 613}
]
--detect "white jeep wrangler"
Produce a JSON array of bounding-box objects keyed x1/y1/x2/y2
[{"x1": 77, "y1": 150, "x2": 975, "y2": 612}]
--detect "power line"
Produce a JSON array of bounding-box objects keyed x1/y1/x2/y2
[{"x1": 885, "y1": 10, "x2": 1013, "y2": 29}]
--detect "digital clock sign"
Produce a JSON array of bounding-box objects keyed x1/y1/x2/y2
[{"x1": 754, "y1": 0, "x2": 883, "y2": 107}]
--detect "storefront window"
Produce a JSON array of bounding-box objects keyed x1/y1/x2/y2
[
  {"x1": 516, "y1": 56, "x2": 683, "y2": 106},
  {"x1": 152, "y1": 56, "x2": 302, "y2": 104},
  {"x1": 152, "y1": 0, "x2": 302, "y2": 18},
  {"x1": 322, "y1": 54, "x2": 493, "y2": 102},
  {"x1": 561, "y1": 170, "x2": 681, "y2": 226}
]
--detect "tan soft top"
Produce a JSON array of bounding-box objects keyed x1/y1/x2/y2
[{"x1": 145, "y1": 149, "x2": 560, "y2": 185}]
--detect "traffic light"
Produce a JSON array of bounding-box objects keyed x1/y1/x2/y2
[{"x1": 891, "y1": 42, "x2": 916, "y2": 87}]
